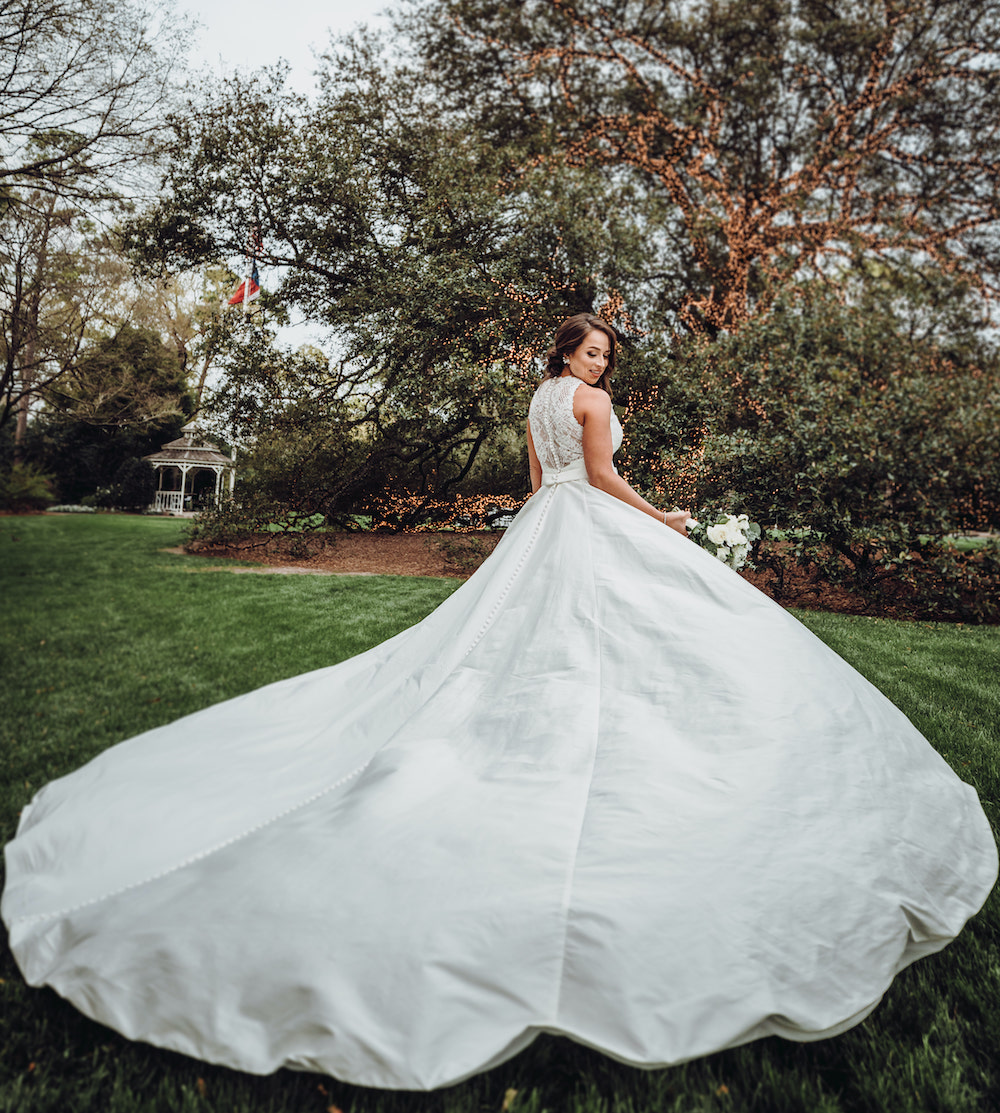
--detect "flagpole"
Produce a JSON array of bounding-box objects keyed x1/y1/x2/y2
[{"x1": 242, "y1": 248, "x2": 251, "y2": 317}]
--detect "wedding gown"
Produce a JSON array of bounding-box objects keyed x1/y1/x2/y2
[{"x1": 3, "y1": 375, "x2": 996, "y2": 1091}]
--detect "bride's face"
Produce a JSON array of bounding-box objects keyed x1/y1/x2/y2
[{"x1": 562, "y1": 329, "x2": 610, "y2": 385}]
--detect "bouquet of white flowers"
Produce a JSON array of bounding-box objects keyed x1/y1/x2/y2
[{"x1": 685, "y1": 511, "x2": 761, "y2": 571}]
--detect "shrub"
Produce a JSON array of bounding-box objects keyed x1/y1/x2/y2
[
  {"x1": 104, "y1": 458, "x2": 157, "y2": 512},
  {"x1": 90, "y1": 458, "x2": 157, "y2": 511},
  {"x1": 620, "y1": 288, "x2": 1000, "y2": 618},
  {"x1": 882, "y1": 539, "x2": 1000, "y2": 623},
  {"x1": 0, "y1": 462, "x2": 55, "y2": 512},
  {"x1": 183, "y1": 497, "x2": 311, "y2": 551}
]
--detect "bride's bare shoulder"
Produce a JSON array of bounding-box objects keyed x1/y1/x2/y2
[{"x1": 573, "y1": 385, "x2": 612, "y2": 420}]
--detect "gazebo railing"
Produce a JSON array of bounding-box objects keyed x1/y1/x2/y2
[{"x1": 152, "y1": 491, "x2": 185, "y2": 513}]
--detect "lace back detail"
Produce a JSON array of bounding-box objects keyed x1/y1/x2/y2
[
  {"x1": 528, "y1": 377, "x2": 585, "y2": 471},
  {"x1": 528, "y1": 377, "x2": 624, "y2": 473}
]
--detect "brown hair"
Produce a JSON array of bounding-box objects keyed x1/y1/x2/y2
[{"x1": 544, "y1": 313, "x2": 617, "y2": 397}]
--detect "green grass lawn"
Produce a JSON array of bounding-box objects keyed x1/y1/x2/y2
[{"x1": 1, "y1": 515, "x2": 998, "y2": 1113}]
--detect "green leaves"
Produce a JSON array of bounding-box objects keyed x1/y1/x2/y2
[
  {"x1": 620, "y1": 283, "x2": 1000, "y2": 616},
  {"x1": 129, "y1": 40, "x2": 671, "y2": 515}
]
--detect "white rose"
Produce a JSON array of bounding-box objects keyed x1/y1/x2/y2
[
  {"x1": 707, "y1": 523, "x2": 728, "y2": 546},
  {"x1": 715, "y1": 544, "x2": 730, "y2": 562},
  {"x1": 720, "y1": 518, "x2": 744, "y2": 545}
]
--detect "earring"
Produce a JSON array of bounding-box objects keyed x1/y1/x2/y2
[{"x1": 562, "y1": 356, "x2": 569, "y2": 365}]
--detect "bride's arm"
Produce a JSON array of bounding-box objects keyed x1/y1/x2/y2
[
  {"x1": 527, "y1": 419, "x2": 542, "y2": 494},
  {"x1": 576, "y1": 388, "x2": 690, "y2": 535}
]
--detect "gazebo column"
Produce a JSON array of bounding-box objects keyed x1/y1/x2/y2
[{"x1": 180, "y1": 464, "x2": 191, "y2": 509}]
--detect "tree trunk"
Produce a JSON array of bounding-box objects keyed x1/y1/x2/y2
[{"x1": 12, "y1": 194, "x2": 55, "y2": 459}]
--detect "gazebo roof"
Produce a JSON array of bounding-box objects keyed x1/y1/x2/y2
[{"x1": 144, "y1": 421, "x2": 235, "y2": 469}]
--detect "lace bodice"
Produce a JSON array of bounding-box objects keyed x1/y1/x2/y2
[{"x1": 528, "y1": 376, "x2": 623, "y2": 471}]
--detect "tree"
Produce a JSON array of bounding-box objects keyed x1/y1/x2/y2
[
  {"x1": 129, "y1": 49, "x2": 663, "y2": 513},
  {"x1": 44, "y1": 323, "x2": 191, "y2": 429},
  {"x1": 0, "y1": 193, "x2": 227, "y2": 447},
  {"x1": 0, "y1": 190, "x2": 88, "y2": 449},
  {"x1": 138, "y1": 268, "x2": 234, "y2": 412},
  {"x1": 79, "y1": 254, "x2": 235, "y2": 412},
  {"x1": 0, "y1": 0, "x2": 187, "y2": 204},
  {"x1": 1, "y1": 0, "x2": 187, "y2": 445},
  {"x1": 28, "y1": 325, "x2": 192, "y2": 503},
  {"x1": 130, "y1": 7, "x2": 1000, "y2": 539},
  {"x1": 410, "y1": 0, "x2": 1000, "y2": 331}
]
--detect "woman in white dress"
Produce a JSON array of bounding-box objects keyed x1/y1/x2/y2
[{"x1": 3, "y1": 314, "x2": 996, "y2": 1091}]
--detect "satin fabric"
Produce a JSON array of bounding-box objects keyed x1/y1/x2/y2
[{"x1": 3, "y1": 472, "x2": 997, "y2": 1090}]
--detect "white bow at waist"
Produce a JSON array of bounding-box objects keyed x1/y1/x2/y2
[{"x1": 541, "y1": 459, "x2": 590, "y2": 486}]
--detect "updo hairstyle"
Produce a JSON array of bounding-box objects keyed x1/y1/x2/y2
[{"x1": 544, "y1": 313, "x2": 617, "y2": 396}]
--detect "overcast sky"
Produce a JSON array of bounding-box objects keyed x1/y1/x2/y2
[{"x1": 184, "y1": 0, "x2": 392, "y2": 93}]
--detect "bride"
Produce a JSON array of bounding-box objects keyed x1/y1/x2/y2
[{"x1": 3, "y1": 314, "x2": 996, "y2": 1091}]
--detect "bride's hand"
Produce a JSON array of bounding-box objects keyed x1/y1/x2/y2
[{"x1": 664, "y1": 511, "x2": 692, "y2": 537}]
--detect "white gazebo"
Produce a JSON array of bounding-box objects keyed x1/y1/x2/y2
[{"x1": 144, "y1": 420, "x2": 236, "y2": 514}]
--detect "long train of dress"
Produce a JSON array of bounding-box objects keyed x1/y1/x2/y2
[{"x1": 3, "y1": 381, "x2": 997, "y2": 1090}]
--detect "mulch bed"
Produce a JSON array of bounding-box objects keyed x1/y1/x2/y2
[
  {"x1": 185, "y1": 531, "x2": 505, "y2": 579},
  {"x1": 740, "y1": 563, "x2": 873, "y2": 616},
  {"x1": 185, "y1": 531, "x2": 883, "y2": 617}
]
